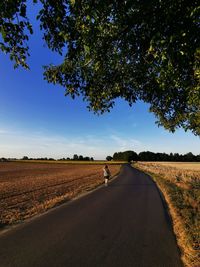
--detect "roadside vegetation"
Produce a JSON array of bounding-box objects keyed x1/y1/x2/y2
[
  {"x1": 134, "y1": 162, "x2": 200, "y2": 267},
  {"x1": 0, "y1": 162, "x2": 120, "y2": 228}
]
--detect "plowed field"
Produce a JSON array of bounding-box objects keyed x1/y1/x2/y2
[{"x1": 0, "y1": 162, "x2": 120, "y2": 227}]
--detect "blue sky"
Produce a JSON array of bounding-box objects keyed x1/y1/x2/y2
[{"x1": 0, "y1": 5, "x2": 199, "y2": 159}]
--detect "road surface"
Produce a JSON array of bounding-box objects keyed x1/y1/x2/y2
[{"x1": 0, "y1": 164, "x2": 183, "y2": 267}]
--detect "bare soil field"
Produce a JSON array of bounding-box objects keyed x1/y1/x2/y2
[
  {"x1": 0, "y1": 162, "x2": 120, "y2": 228},
  {"x1": 134, "y1": 162, "x2": 200, "y2": 267}
]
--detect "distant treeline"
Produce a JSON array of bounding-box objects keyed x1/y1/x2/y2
[
  {"x1": 106, "y1": 151, "x2": 200, "y2": 162},
  {"x1": 0, "y1": 154, "x2": 94, "y2": 162}
]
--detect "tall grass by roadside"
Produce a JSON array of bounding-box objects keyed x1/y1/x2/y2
[{"x1": 134, "y1": 162, "x2": 200, "y2": 267}]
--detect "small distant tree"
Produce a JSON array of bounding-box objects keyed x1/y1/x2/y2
[
  {"x1": 79, "y1": 155, "x2": 83, "y2": 161},
  {"x1": 106, "y1": 156, "x2": 113, "y2": 161},
  {"x1": 90, "y1": 157, "x2": 94, "y2": 161},
  {"x1": 0, "y1": 157, "x2": 8, "y2": 162},
  {"x1": 113, "y1": 152, "x2": 123, "y2": 161},
  {"x1": 73, "y1": 154, "x2": 79, "y2": 161},
  {"x1": 22, "y1": 156, "x2": 29, "y2": 160},
  {"x1": 184, "y1": 152, "x2": 195, "y2": 162}
]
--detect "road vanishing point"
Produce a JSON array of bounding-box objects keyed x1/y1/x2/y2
[{"x1": 0, "y1": 164, "x2": 183, "y2": 267}]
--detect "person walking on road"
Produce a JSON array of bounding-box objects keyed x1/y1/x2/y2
[{"x1": 103, "y1": 165, "x2": 111, "y2": 186}]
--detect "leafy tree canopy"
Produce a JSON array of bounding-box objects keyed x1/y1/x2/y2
[
  {"x1": 113, "y1": 150, "x2": 138, "y2": 162},
  {"x1": 0, "y1": 0, "x2": 200, "y2": 135},
  {"x1": 106, "y1": 155, "x2": 113, "y2": 161}
]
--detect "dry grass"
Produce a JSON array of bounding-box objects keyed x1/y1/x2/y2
[
  {"x1": 134, "y1": 162, "x2": 200, "y2": 267},
  {"x1": 0, "y1": 162, "x2": 120, "y2": 228},
  {"x1": 143, "y1": 162, "x2": 200, "y2": 171}
]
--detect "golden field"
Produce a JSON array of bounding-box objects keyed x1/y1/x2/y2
[
  {"x1": 143, "y1": 161, "x2": 200, "y2": 170},
  {"x1": 0, "y1": 162, "x2": 120, "y2": 228},
  {"x1": 134, "y1": 161, "x2": 200, "y2": 267}
]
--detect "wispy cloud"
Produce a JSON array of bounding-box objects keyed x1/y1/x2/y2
[
  {"x1": 0, "y1": 128, "x2": 147, "y2": 159},
  {"x1": 0, "y1": 129, "x2": 8, "y2": 134},
  {"x1": 1, "y1": 127, "x2": 198, "y2": 159},
  {"x1": 0, "y1": 129, "x2": 111, "y2": 159},
  {"x1": 110, "y1": 134, "x2": 143, "y2": 152}
]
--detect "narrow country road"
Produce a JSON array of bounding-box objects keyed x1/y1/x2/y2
[{"x1": 0, "y1": 164, "x2": 183, "y2": 267}]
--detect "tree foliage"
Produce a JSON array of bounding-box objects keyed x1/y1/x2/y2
[
  {"x1": 113, "y1": 150, "x2": 138, "y2": 162},
  {"x1": 0, "y1": 0, "x2": 33, "y2": 69},
  {"x1": 113, "y1": 150, "x2": 200, "y2": 162},
  {"x1": 0, "y1": 1, "x2": 200, "y2": 135},
  {"x1": 106, "y1": 155, "x2": 113, "y2": 161}
]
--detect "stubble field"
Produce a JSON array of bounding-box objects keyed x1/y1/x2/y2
[
  {"x1": 0, "y1": 161, "x2": 120, "y2": 228},
  {"x1": 144, "y1": 161, "x2": 200, "y2": 170},
  {"x1": 134, "y1": 161, "x2": 200, "y2": 267}
]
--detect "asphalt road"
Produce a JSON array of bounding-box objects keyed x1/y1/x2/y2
[{"x1": 0, "y1": 164, "x2": 183, "y2": 267}]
